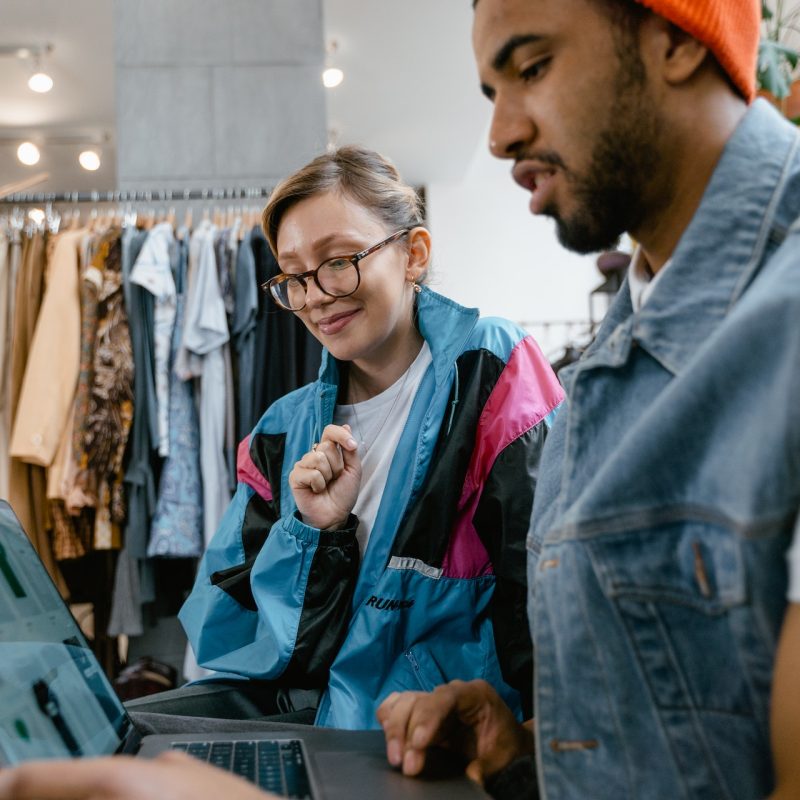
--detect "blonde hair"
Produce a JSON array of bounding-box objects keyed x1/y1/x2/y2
[{"x1": 262, "y1": 145, "x2": 425, "y2": 257}]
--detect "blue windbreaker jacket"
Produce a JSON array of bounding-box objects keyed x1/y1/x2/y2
[{"x1": 179, "y1": 288, "x2": 563, "y2": 728}]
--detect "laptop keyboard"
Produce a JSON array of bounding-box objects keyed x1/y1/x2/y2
[{"x1": 172, "y1": 739, "x2": 312, "y2": 798}]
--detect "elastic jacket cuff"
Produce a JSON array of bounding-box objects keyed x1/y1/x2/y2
[{"x1": 290, "y1": 510, "x2": 359, "y2": 545}]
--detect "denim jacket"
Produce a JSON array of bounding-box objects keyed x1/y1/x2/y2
[{"x1": 528, "y1": 99, "x2": 800, "y2": 799}]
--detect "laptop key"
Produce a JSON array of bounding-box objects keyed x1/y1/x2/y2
[
  {"x1": 257, "y1": 741, "x2": 284, "y2": 794},
  {"x1": 186, "y1": 742, "x2": 211, "y2": 761},
  {"x1": 209, "y1": 741, "x2": 234, "y2": 770},
  {"x1": 170, "y1": 743, "x2": 189, "y2": 752},
  {"x1": 233, "y1": 740, "x2": 256, "y2": 783},
  {"x1": 281, "y1": 742, "x2": 311, "y2": 799}
]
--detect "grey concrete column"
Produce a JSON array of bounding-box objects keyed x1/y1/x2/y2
[{"x1": 113, "y1": 0, "x2": 327, "y2": 192}]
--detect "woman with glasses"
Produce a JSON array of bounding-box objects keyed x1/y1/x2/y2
[{"x1": 177, "y1": 146, "x2": 565, "y2": 730}]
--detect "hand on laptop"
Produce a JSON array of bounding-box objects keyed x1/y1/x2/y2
[
  {"x1": 377, "y1": 679, "x2": 534, "y2": 785},
  {"x1": 0, "y1": 751, "x2": 275, "y2": 800}
]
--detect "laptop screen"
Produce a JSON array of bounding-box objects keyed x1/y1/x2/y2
[{"x1": 0, "y1": 501, "x2": 131, "y2": 766}]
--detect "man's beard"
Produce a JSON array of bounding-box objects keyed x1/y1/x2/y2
[{"x1": 548, "y1": 63, "x2": 665, "y2": 254}]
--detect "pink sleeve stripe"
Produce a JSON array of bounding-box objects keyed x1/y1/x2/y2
[
  {"x1": 441, "y1": 336, "x2": 563, "y2": 579},
  {"x1": 236, "y1": 435, "x2": 274, "y2": 502},
  {"x1": 466, "y1": 335, "x2": 564, "y2": 495}
]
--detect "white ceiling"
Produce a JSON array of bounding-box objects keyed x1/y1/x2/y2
[
  {"x1": 323, "y1": 0, "x2": 488, "y2": 185},
  {"x1": 0, "y1": 0, "x2": 487, "y2": 196}
]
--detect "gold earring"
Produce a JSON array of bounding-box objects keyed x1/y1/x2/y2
[{"x1": 412, "y1": 281, "x2": 421, "y2": 294}]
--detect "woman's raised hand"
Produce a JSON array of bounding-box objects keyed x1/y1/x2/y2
[{"x1": 289, "y1": 424, "x2": 362, "y2": 530}]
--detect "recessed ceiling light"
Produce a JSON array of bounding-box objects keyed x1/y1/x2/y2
[
  {"x1": 17, "y1": 141, "x2": 40, "y2": 165},
  {"x1": 28, "y1": 71, "x2": 53, "y2": 93},
  {"x1": 322, "y1": 67, "x2": 344, "y2": 89},
  {"x1": 79, "y1": 149, "x2": 101, "y2": 171}
]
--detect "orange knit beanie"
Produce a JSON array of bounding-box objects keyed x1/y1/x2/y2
[{"x1": 633, "y1": 0, "x2": 761, "y2": 101}]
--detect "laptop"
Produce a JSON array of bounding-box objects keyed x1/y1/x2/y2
[{"x1": 0, "y1": 500, "x2": 488, "y2": 799}]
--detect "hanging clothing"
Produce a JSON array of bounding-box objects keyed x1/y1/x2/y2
[
  {"x1": 83, "y1": 230, "x2": 134, "y2": 550},
  {"x1": 130, "y1": 222, "x2": 178, "y2": 458},
  {"x1": 66, "y1": 229, "x2": 134, "y2": 550},
  {"x1": 148, "y1": 233, "x2": 203, "y2": 558},
  {"x1": 213, "y1": 227, "x2": 238, "y2": 492},
  {"x1": 250, "y1": 225, "x2": 321, "y2": 417},
  {"x1": 9, "y1": 228, "x2": 86, "y2": 565},
  {"x1": 122, "y1": 224, "x2": 160, "y2": 550},
  {"x1": 231, "y1": 227, "x2": 258, "y2": 440},
  {"x1": 108, "y1": 226, "x2": 152, "y2": 638},
  {"x1": 180, "y1": 220, "x2": 232, "y2": 546},
  {"x1": 10, "y1": 229, "x2": 84, "y2": 470},
  {"x1": 7, "y1": 230, "x2": 66, "y2": 594},
  {"x1": 67, "y1": 230, "x2": 104, "y2": 515}
]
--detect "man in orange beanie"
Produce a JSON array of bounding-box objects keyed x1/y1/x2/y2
[{"x1": 379, "y1": 0, "x2": 800, "y2": 799}]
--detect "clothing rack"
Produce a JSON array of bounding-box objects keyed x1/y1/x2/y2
[
  {"x1": 0, "y1": 186, "x2": 271, "y2": 205},
  {"x1": 517, "y1": 318, "x2": 592, "y2": 329},
  {"x1": 518, "y1": 318, "x2": 596, "y2": 363}
]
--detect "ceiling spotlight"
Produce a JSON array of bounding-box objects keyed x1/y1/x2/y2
[
  {"x1": 79, "y1": 149, "x2": 101, "y2": 171},
  {"x1": 322, "y1": 67, "x2": 344, "y2": 89},
  {"x1": 0, "y1": 43, "x2": 54, "y2": 92},
  {"x1": 26, "y1": 46, "x2": 54, "y2": 93},
  {"x1": 17, "y1": 141, "x2": 40, "y2": 166},
  {"x1": 322, "y1": 38, "x2": 343, "y2": 89},
  {"x1": 28, "y1": 70, "x2": 53, "y2": 93}
]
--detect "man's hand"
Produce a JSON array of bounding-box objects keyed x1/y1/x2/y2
[
  {"x1": 0, "y1": 751, "x2": 274, "y2": 800},
  {"x1": 376, "y1": 679, "x2": 534, "y2": 785},
  {"x1": 289, "y1": 424, "x2": 361, "y2": 530}
]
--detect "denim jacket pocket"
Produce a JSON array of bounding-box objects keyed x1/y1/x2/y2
[{"x1": 589, "y1": 520, "x2": 755, "y2": 716}]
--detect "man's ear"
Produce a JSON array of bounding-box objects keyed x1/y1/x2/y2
[
  {"x1": 405, "y1": 227, "x2": 432, "y2": 283},
  {"x1": 640, "y1": 14, "x2": 709, "y2": 89}
]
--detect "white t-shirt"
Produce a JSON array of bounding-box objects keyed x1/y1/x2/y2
[
  {"x1": 630, "y1": 246, "x2": 800, "y2": 603},
  {"x1": 333, "y1": 342, "x2": 433, "y2": 557},
  {"x1": 628, "y1": 246, "x2": 670, "y2": 312}
]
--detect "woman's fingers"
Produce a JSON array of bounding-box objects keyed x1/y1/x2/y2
[
  {"x1": 320, "y1": 424, "x2": 358, "y2": 452},
  {"x1": 315, "y1": 440, "x2": 344, "y2": 478},
  {"x1": 290, "y1": 465, "x2": 326, "y2": 494}
]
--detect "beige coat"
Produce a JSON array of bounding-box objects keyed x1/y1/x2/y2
[{"x1": 10, "y1": 229, "x2": 84, "y2": 469}]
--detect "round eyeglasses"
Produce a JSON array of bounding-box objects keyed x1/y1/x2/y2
[{"x1": 263, "y1": 229, "x2": 410, "y2": 311}]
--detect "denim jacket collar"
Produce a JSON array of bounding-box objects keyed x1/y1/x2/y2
[{"x1": 586, "y1": 100, "x2": 800, "y2": 378}]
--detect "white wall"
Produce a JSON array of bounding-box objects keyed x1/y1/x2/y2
[{"x1": 426, "y1": 129, "x2": 605, "y2": 359}]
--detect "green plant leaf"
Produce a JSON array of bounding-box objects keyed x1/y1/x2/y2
[{"x1": 758, "y1": 38, "x2": 795, "y2": 98}]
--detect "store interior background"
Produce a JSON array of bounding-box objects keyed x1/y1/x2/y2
[
  {"x1": 0, "y1": 0, "x2": 607, "y2": 361},
  {"x1": 0, "y1": 0, "x2": 668, "y2": 676}
]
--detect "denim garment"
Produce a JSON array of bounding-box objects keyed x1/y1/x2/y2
[{"x1": 529, "y1": 99, "x2": 800, "y2": 800}]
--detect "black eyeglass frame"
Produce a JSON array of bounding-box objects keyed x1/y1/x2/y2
[{"x1": 263, "y1": 228, "x2": 410, "y2": 311}]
